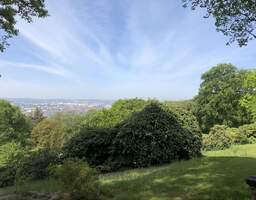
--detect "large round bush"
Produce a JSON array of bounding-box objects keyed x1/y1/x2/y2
[{"x1": 111, "y1": 102, "x2": 202, "y2": 169}]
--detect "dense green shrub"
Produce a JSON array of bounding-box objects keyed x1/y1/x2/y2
[
  {"x1": 52, "y1": 159, "x2": 101, "y2": 200},
  {"x1": 17, "y1": 149, "x2": 59, "y2": 180},
  {"x1": 0, "y1": 149, "x2": 59, "y2": 187},
  {"x1": 203, "y1": 125, "x2": 233, "y2": 151},
  {"x1": 64, "y1": 128, "x2": 117, "y2": 171},
  {"x1": 238, "y1": 123, "x2": 256, "y2": 143},
  {"x1": 227, "y1": 128, "x2": 249, "y2": 145},
  {"x1": 165, "y1": 104, "x2": 201, "y2": 136},
  {"x1": 65, "y1": 102, "x2": 202, "y2": 171},
  {"x1": 203, "y1": 123, "x2": 256, "y2": 151},
  {"x1": 111, "y1": 103, "x2": 202, "y2": 169},
  {"x1": 0, "y1": 142, "x2": 25, "y2": 167}
]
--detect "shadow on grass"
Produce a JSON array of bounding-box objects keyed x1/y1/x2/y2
[{"x1": 104, "y1": 157, "x2": 256, "y2": 200}]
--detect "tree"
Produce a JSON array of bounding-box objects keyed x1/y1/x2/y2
[
  {"x1": 31, "y1": 119, "x2": 65, "y2": 151},
  {"x1": 240, "y1": 70, "x2": 256, "y2": 120},
  {"x1": 0, "y1": 100, "x2": 30, "y2": 144},
  {"x1": 83, "y1": 98, "x2": 148, "y2": 128},
  {"x1": 0, "y1": 0, "x2": 48, "y2": 52},
  {"x1": 30, "y1": 107, "x2": 45, "y2": 126},
  {"x1": 183, "y1": 0, "x2": 256, "y2": 47},
  {"x1": 196, "y1": 64, "x2": 251, "y2": 133}
]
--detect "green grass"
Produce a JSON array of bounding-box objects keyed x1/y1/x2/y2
[{"x1": 1, "y1": 144, "x2": 256, "y2": 199}]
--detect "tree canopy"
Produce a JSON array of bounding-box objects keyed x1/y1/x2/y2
[
  {"x1": 0, "y1": 100, "x2": 30, "y2": 144},
  {"x1": 0, "y1": 0, "x2": 48, "y2": 52},
  {"x1": 183, "y1": 0, "x2": 256, "y2": 47},
  {"x1": 196, "y1": 64, "x2": 251, "y2": 133}
]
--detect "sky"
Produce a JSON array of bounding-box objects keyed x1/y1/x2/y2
[{"x1": 0, "y1": 0, "x2": 255, "y2": 100}]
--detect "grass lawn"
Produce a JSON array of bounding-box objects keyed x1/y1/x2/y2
[{"x1": 1, "y1": 144, "x2": 256, "y2": 200}]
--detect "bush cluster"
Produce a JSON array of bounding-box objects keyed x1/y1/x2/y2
[
  {"x1": 203, "y1": 123, "x2": 256, "y2": 151},
  {"x1": 0, "y1": 149, "x2": 59, "y2": 187},
  {"x1": 52, "y1": 159, "x2": 102, "y2": 200},
  {"x1": 202, "y1": 125, "x2": 232, "y2": 151},
  {"x1": 65, "y1": 102, "x2": 202, "y2": 171}
]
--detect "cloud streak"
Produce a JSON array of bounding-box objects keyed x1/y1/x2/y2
[{"x1": 0, "y1": 0, "x2": 255, "y2": 99}]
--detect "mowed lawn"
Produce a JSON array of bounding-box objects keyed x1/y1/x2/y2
[{"x1": 1, "y1": 144, "x2": 256, "y2": 200}]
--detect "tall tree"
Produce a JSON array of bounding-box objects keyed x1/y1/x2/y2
[
  {"x1": 183, "y1": 0, "x2": 256, "y2": 47},
  {"x1": 196, "y1": 64, "x2": 251, "y2": 133},
  {"x1": 0, "y1": 0, "x2": 48, "y2": 52}
]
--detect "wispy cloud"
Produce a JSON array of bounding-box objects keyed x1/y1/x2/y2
[
  {"x1": 0, "y1": 0, "x2": 255, "y2": 99},
  {"x1": 0, "y1": 60, "x2": 74, "y2": 79}
]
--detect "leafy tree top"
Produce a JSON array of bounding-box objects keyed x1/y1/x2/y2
[
  {"x1": 0, "y1": 99, "x2": 30, "y2": 144},
  {"x1": 196, "y1": 64, "x2": 251, "y2": 132},
  {"x1": 183, "y1": 0, "x2": 256, "y2": 47},
  {"x1": 0, "y1": 0, "x2": 48, "y2": 52}
]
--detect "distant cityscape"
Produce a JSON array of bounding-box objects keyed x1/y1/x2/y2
[{"x1": 7, "y1": 98, "x2": 114, "y2": 116}]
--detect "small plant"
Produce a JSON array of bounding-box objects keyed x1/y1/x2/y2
[{"x1": 52, "y1": 159, "x2": 101, "y2": 200}]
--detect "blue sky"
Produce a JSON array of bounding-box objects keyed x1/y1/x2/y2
[{"x1": 0, "y1": 0, "x2": 255, "y2": 100}]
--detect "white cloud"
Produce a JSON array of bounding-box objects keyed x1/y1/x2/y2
[
  {"x1": 0, "y1": 60, "x2": 75, "y2": 79},
  {"x1": 0, "y1": 0, "x2": 255, "y2": 99}
]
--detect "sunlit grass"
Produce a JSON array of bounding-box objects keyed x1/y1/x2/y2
[
  {"x1": 1, "y1": 144, "x2": 256, "y2": 199},
  {"x1": 205, "y1": 144, "x2": 256, "y2": 158}
]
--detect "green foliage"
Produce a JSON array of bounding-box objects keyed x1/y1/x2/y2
[
  {"x1": 227, "y1": 128, "x2": 248, "y2": 145},
  {"x1": 83, "y1": 98, "x2": 148, "y2": 128},
  {"x1": 2, "y1": 144, "x2": 256, "y2": 200},
  {"x1": 111, "y1": 102, "x2": 202, "y2": 169},
  {"x1": 239, "y1": 123, "x2": 256, "y2": 143},
  {"x1": 203, "y1": 122, "x2": 256, "y2": 151},
  {"x1": 196, "y1": 64, "x2": 251, "y2": 133},
  {"x1": 240, "y1": 70, "x2": 256, "y2": 121},
  {"x1": 165, "y1": 102, "x2": 201, "y2": 136},
  {"x1": 0, "y1": 100, "x2": 30, "y2": 144},
  {"x1": 51, "y1": 112, "x2": 84, "y2": 133},
  {"x1": 31, "y1": 119, "x2": 66, "y2": 151},
  {"x1": 0, "y1": 141, "x2": 24, "y2": 167},
  {"x1": 0, "y1": 148, "x2": 59, "y2": 188},
  {"x1": 203, "y1": 125, "x2": 233, "y2": 151},
  {"x1": 0, "y1": 0, "x2": 48, "y2": 52},
  {"x1": 53, "y1": 159, "x2": 101, "y2": 200},
  {"x1": 64, "y1": 128, "x2": 117, "y2": 171},
  {"x1": 183, "y1": 0, "x2": 256, "y2": 47},
  {"x1": 16, "y1": 149, "x2": 59, "y2": 181},
  {"x1": 165, "y1": 99, "x2": 197, "y2": 114},
  {"x1": 29, "y1": 107, "x2": 45, "y2": 127},
  {"x1": 31, "y1": 113, "x2": 85, "y2": 152},
  {"x1": 65, "y1": 101, "x2": 202, "y2": 171}
]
